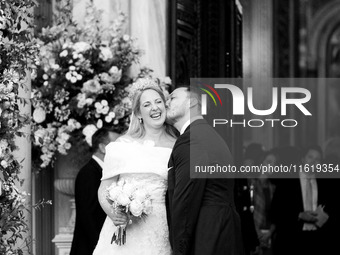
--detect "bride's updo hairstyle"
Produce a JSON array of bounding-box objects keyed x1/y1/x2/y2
[{"x1": 126, "y1": 78, "x2": 177, "y2": 138}]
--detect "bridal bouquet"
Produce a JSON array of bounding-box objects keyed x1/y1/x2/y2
[{"x1": 106, "y1": 180, "x2": 153, "y2": 245}]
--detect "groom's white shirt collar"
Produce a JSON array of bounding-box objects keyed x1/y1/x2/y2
[
  {"x1": 92, "y1": 155, "x2": 105, "y2": 169},
  {"x1": 180, "y1": 116, "x2": 204, "y2": 135}
]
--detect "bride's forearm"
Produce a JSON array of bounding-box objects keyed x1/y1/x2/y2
[{"x1": 98, "y1": 177, "x2": 118, "y2": 222}]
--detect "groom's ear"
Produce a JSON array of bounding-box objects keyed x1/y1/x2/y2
[{"x1": 189, "y1": 97, "x2": 199, "y2": 108}]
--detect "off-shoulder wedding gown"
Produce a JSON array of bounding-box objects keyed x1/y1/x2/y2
[{"x1": 93, "y1": 138, "x2": 172, "y2": 255}]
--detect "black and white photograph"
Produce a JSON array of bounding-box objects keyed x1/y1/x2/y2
[{"x1": 1, "y1": 0, "x2": 340, "y2": 254}]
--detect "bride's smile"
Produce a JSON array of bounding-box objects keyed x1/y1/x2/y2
[{"x1": 150, "y1": 111, "x2": 162, "y2": 120}]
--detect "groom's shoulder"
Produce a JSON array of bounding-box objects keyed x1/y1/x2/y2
[{"x1": 178, "y1": 130, "x2": 191, "y2": 141}]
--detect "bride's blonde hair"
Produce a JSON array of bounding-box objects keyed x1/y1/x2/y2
[{"x1": 126, "y1": 78, "x2": 177, "y2": 138}]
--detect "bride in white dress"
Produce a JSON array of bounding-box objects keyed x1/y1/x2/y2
[{"x1": 93, "y1": 79, "x2": 177, "y2": 255}]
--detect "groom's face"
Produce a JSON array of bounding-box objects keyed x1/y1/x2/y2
[{"x1": 166, "y1": 87, "x2": 189, "y2": 124}]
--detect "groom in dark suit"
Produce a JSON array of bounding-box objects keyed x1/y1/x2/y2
[
  {"x1": 165, "y1": 86, "x2": 244, "y2": 255},
  {"x1": 70, "y1": 128, "x2": 119, "y2": 255}
]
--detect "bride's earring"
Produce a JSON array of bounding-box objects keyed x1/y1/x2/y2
[{"x1": 139, "y1": 118, "x2": 143, "y2": 124}]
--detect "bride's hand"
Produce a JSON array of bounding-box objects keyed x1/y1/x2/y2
[{"x1": 111, "y1": 210, "x2": 128, "y2": 226}]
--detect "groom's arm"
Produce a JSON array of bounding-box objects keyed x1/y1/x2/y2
[{"x1": 171, "y1": 138, "x2": 207, "y2": 255}]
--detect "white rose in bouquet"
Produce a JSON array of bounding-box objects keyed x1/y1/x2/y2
[
  {"x1": 116, "y1": 193, "x2": 130, "y2": 207},
  {"x1": 33, "y1": 107, "x2": 46, "y2": 123},
  {"x1": 108, "y1": 186, "x2": 123, "y2": 201},
  {"x1": 129, "y1": 199, "x2": 143, "y2": 217}
]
